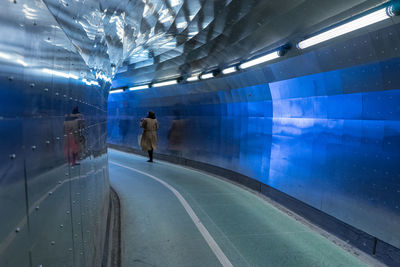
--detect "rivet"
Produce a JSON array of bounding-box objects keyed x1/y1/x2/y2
[
  {"x1": 48, "y1": 191, "x2": 52, "y2": 195},
  {"x1": 30, "y1": 83, "x2": 35, "y2": 88},
  {"x1": 35, "y1": 206, "x2": 39, "y2": 210},
  {"x1": 56, "y1": 136, "x2": 60, "y2": 140},
  {"x1": 8, "y1": 76, "x2": 14, "y2": 81},
  {"x1": 63, "y1": 95, "x2": 67, "y2": 98},
  {"x1": 31, "y1": 145, "x2": 36, "y2": 150},
  {"x1": 60, "y1": 224, "x2": 64, "y2": 228},
  {"x1": 55, "y1": 92, "x2": 59, "y2": 96},
  {"x1": 68, "y1": 248, "x2": 73, "y2": 252},
  {"x1": 66, "y1": 210, "x2": 70, "y2": 214},
  {"x1": 9, "y1": 154, "x2": 16, "y2": 159},
  {"x1": 15, "y1": 227, "x2": 20, "y2": 233},
  {"x1": 50, "y1": 241, "x2": 55, "y2": 246},
  {"x1": 46, "y1": 140, "x2": 50, "y2": 144},
  {"x1": 44, "y1": 88, "x2": 49, "y2": 92}
]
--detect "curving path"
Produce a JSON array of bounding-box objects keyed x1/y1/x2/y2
[{"x1": 108, "y1": 149, "x2": 367, "y2": 267}]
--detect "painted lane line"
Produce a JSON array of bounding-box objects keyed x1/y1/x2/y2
[{"x1": 109, "y1": 161, "x2": 233, "y2": 267}]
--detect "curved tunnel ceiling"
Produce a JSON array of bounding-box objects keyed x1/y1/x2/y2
[{"x1": 43, "y1": 0, "x2": 388, "y2": 88}]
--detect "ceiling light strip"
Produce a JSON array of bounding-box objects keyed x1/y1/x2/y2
[
  {"x1": 222, "y1": 66, "x2": 236, "y2": 74},
  {"x1": 109, "y1": 89, "x2": 124, "y2": 94},
  {"x1": 129, "y1": 85, "x2": 149, "y2": 91},
  {"x1": 239, "y1": 51, "x2": 281, "y2": 69},
  {"x1": 200, "y1": 72, "x2": 214, "y2": 80},
  {"x1": 152, "y1": 80, "x2": 177, "y2": 87},
  {"x1": 297, "y1": 8, "x2": 390, "y2": 49}
]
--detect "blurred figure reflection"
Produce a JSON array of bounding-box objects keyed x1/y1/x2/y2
[
  {"x1": 168, "y1": 109, "x2": 186, "y2": 155},
  {"x1": 140, "y1": 111, "x2": 158, "y2": 162},
  {"x1": 119, "y1": 119, "x2": 129, "y2": 142},
  {"x1": 64, "y1": 106, "x2": 85, "y2": 166}
]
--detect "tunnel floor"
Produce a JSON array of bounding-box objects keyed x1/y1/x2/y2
[{"x1": 108, "y1": 149, "x2": 367, "y2": 267}]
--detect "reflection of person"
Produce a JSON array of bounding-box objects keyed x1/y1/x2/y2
[
  {"x1": 140, "y1": 111, "x2": 158, "y2": 162},
  {"x1": 63, "y1": 106, "x2": 85, "y2": 166},
  {"x1": 168, "y1": 109, "x2": 186, "y2": 154},
  {"x1": 119, "y1": 119, "x2": 129, "y2": 141}
]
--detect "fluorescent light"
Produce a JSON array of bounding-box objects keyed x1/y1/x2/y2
[
  {"x1": 298, "y1": 8, "x2": 389, "y2": 49},
  {"x1": 187, "y1": 73, "x2": 200, "y2": 82},
  {"x1": 129, "y1": 85, "x2": 149, "y2": 91},
  {"x1": 42, "y1": 68, "x2": 79, "y2": 79},
  {"x1": 152, "y1": 80, "x2": 177, "y2": 87},
  {"x1": 109, "y1": 89, "x2": 124, "y2": 94},
  {"x1": 222, "y1": 66, "x2": 236, "y2": 74},
  {"x1": 239, "y1": 51, "x2": 280, "y2": 69},
  {"x1": 200, "y1": 72, "x2": 214, "y2": 80}
]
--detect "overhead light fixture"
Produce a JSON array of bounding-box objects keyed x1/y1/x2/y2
[
  {"x1": 222, "y1": 66, "x2": 237, "y2": 75},
  {"x1": 200, "y1": 72, "x2": 214, "y2": 80},
  {"x1": 239, "y1": 51, "x2": 281, "y2": 69},
  {"x1": 109, "y1": 89, "x2": 124, "y2": 94},
  {"x1": 297, "y1": 8, "x2": 390, "y2": 49},
  {"x1": 187, "y1": 74, "x2": 200, "y2": 82},
  {"x1": 152, "y1": 80, "x2": 177, "y2": 87},
  {"x1": 129, "y1": 85, "x2": 149, "y2": 91}
]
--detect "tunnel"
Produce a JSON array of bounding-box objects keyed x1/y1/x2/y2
[{"x1": 1, "y1": 0, "x2": 400, "y2": 266}]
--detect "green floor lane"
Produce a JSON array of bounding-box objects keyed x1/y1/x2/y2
[{"x1": 108, "y1": 149, "x2": 367, "y2": 267}]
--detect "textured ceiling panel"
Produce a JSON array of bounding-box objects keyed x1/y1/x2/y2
[{"x1": 41, "y1": 0, "x2": 388, "y2": 87}]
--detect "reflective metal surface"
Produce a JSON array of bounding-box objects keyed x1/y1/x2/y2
[
  {"x1": 0, "y1": 0, "x2": 110, "y2": 266},
  {"x1": 110, "y1": 0, "x2": 388, "y2": 87},
  {"x1": 108, "y1": 17, "x2": 400, "y2": 249}
]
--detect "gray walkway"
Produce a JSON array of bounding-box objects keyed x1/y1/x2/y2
[{"x1": 108, "y1": 149, "x2": 367, "y2": 267}]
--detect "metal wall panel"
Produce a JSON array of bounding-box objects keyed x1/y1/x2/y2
[
  {"x1": 108, "y1": 21, "x2": 400, "y2": 249},
  {"x1": 0, "y1": 0, "x2": 110, "y2": 266}
]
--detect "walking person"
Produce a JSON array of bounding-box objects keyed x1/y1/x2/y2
[{"x1": 140, "y1": 111, "x2": 159, "y2": 162}]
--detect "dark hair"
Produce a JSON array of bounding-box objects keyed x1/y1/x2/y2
[
  {"x1": 72, "y1": 106, "x2": 79, "y2": 114},
  {"x1": 147, "y1": 111, "x2": 156, "y2": 119}
]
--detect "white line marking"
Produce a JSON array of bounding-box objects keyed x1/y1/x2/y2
[{"x1": 110, "y1": 161, "x2": 233, "y2": 267}]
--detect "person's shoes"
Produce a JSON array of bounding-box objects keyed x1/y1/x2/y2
[{"x1": 147, "y1": 159, "x2": 153, "y2": 162}]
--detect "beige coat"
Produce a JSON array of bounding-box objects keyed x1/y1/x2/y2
[{"x1": 140, "y1": 118, "x2": 158, "y2": 151}]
